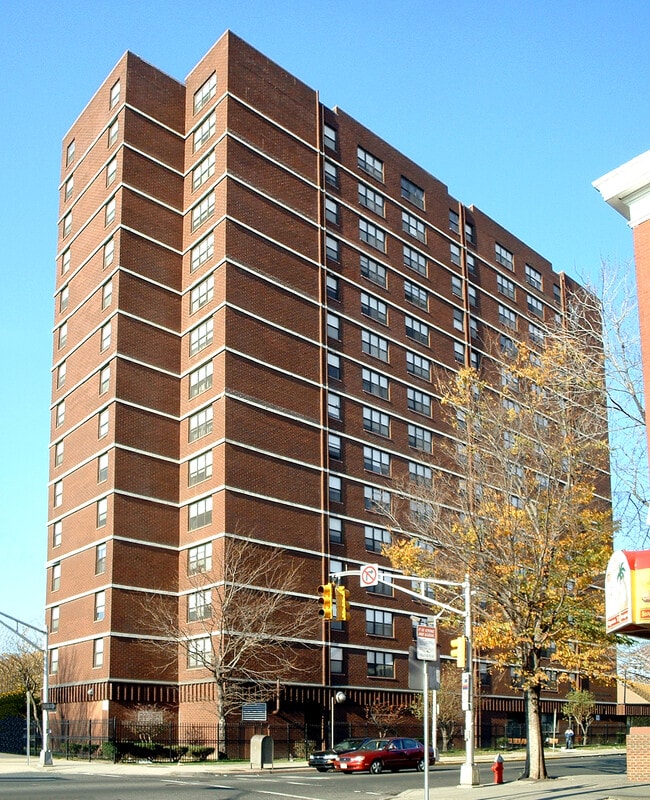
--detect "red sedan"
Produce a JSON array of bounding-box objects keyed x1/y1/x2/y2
[{"x1": 334, "y1": 737, "x2": 435, "y2": 774}]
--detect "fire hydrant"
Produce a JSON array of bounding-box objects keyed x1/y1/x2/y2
[{"x1": 491, "y1": 753, "x2": 504, "y2": 784}]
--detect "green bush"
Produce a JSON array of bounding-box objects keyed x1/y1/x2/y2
[{"x1": 188, "y1": 746, "x2": 215, "y2": 761}]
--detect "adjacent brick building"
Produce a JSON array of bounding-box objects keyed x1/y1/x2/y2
[{"x1": 48, "y1": 31, "x2": 619, "y2": 742}]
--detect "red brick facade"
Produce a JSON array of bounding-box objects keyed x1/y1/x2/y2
[{"x1": 48, "y1": 31, "x2": 618, "y2": 737}]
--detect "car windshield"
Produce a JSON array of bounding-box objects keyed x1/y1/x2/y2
[
  {"x1": 360, "y1": 739, "x2": 389, "y2": 751},
  {"x1": 334, "y1": 739, "x2": 363, "y2": 752}
]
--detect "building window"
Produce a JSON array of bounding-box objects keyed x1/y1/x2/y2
[
  {"x1": 110, "y1": 79, "x2": 120, "y2": 109},
  {"x1": 408, "y1": 423, "x2": 432, "y2": 453},
  {"x1": 325, "y1": 235, "x2": 339, "y2": 261},
  {"x1": 190, "y1": 275, "x2": 214, "y2": 313},
  {"x1": 188, "y1": 589, "x2": 212, "y2": 621},
  {"x1": 466, "y1": 253, "x2": 476, "y2": 273},
  {"x1": 331, "y1": 646, "x2": 344, "y2": 674},
  {"x1": 469, "y1": 316, "x2": 479, "y2": 338},
  {"x1": 361, "y1": 292, "x2": 387, "y2": 324},
  {"x1": 451, "y1": 276, "x2": 462, "y2": 297},
  {"x1": 52, "y1": 563, "x2": 61, "y2": 592},
  {"x1": 190, "y1": 318, "x2": 213, "y2": 355},
  {"x1": 50, "y1": 606, "x2": 59, "y2": 633},
  {"x1": 364, "y1": 446, "x2": 390, "y2": 476},
  {"x1": 52, "y1": 521, "x2": 62, "y2": 548},
  {"x1": 323, "y1": 123, "x2": 338, "y2": 151},
  {"x1": 59, "y1": 286, "x2": 70, "y2": 314},
  {"x1": 106, "y1": 156, "x2": 117, "y2": 186},
  {"x1": 327, "y1": 274, "x2": 340, "y2": 300},
  {"x1": 357, "y1": 146, "x2": 384, "y2": 181},
  {"x1": 406, "y1": 351, "x2": 431, "y2": 381},
  {"x1": 50, "y1": 648, "x2": 59, "y2": 675},
  {"x1": 495, "y1": 242, "x2": 514, "y2": 270},
  {"x1": 327, "y1": 313, "x2": 341, "y2": 340},
  {"x1": 98, "y1": 408, "x2": 109, "y2": 438},
  {"x1": 527, "y1": 294, "x2": 544, "y2": 317},
  {"x1": 364, "y1": 485, "x2": 390, "y2": 513},
  {"x1": 189, "y1": 406, "x2": 213, "y2": 441},
  {"x1": 453, "y1": 308, "x2": 464, "y2": 332},
  {"x1": 328, "y1": 433, "x2": 342, "y2": 460},
  {"x1": 66, "y1": 140, "x2": 75, "y2": 166},
  {"x1": 498, "y1": 304, "x2": 517, "y2": 330},
  {"x1": 61, "y1": 249, "x2": 71, "y2": 275},
  {"x1": 525, "y1": 264, "x2": 543, "y2": 290},
  {"x1": 105, "y1": 197, "x2": 116, "y2": 226},
  {"x1": 360, "y1": 254, "x2": 387, "y2": 287},
  {"x1": 96, "y1": 543, "x2": 107, "y2": 574},
  {"x1": 401, "y1": 176, "x2": 424, "y2": 209},
  {"x1": 191, "y1": 233, "x2": 215, "y2": 272},
  {"x1": 100, "y1": 321, "x2": 111, "y2": 351},
  {"x1": 499, "y1": 334, "x2": 517, "y2": 356},
  {"x1": 193, "y1": 151, "x2": 216, "y2": 191},
  {"x1": 363, "y1": 406, "x2": 390, "y2": 437},
  {"x1": 99, "y1": 366, "x2": 110, "y2": 395},
  {"x1": 468, "y1": 285, "x2": 477, "y2": 307},
  {"x1": 402, "y1": 211, "x2": 426, "y2": 243},
  {"x1": 325, "y1": 197, "x2": 340, "y2": 225},
  {"x1": 365, "y1": 524, "x2": 391, "y2": 553},
  {"x1": 362, "y1": 368, "x2": 389, "y2": 399},
  {"x1": 465, "y1": 221, "x2": 476, "y2": 244},
  {"x1": 191, "y1": 193, "x2": 215, "y2": 231},
  {"x1": 63, "y1": 212, "x2": 72, "y2": 238},
  {"x1": 409, "y1": 461, "x2": 432, "y2": 486},
  {"x1": 56, "y1": 362, "x2": 66, "y2": 389},
  {"x1": 496, "y1": 273, "x2": 516, "y2": 300},
  {"x1": 188, "y1": 543, "x2": 212, "y2": 575},
  {"x1": 404, "y1": 280, "x2": 428, "y2": 310},
  {"x1": 97, "y1": 497, "x2": 108, "y2": 527},
  {"x1": 58, "y1": 322, "x2": 68, "y2": 350},
  {"x1": 101, "y1": 279, "x2": 113, "y2": 309},
  {"x1": 53, "y1": 481, "x2": 63, "y2": 508},
  {"x1": 362, "y1": 330, "x2": 389, "y2": 362},
  {"x1": 450, "y1": 243, "x2": 461, "y2": 266},
  {"x1": 64, "y1": 176, "x2": 74, "y2": 201},
  {"x1": 188, "y1": 636, "x2": 211, "y2": 668},
  {"x1": 529, "y1": 322, "x2": 544, "y2": 344},
  {"x1": 194, "y1": 72, "x2": 217, "y2": 114},
  {"x1": 189, "y1": 361, "x2": 213, "y2": 398},
  {"x1": 98, "y1": 452, "x2": 109, "y2": 482},
  {"x1": 108, "y1": 120, "x2": 119, "y2": 147},
  {"x1": 193, "y1": 112, "x2": 216, "y2": 152},
  {"x1": 104, "y1": 237, "x2": 114, "y2": 268},
  {"x1": 189, "y1": 450, "x2": 213, "y2": 486},
  {"x1": 189, "y1": 496, "x2": 212, "y2": 530},
  {"x1": 359, "y1": 183, "x2": 385, "y2": 216},
  {"x1": 553, "y1": 283, "x2": 561, "y2": 304},
  {"x1": 359, "y1": 219, "x2": 386, "y2": 252},
  {"x1": 366, "y1": 609, "x2": 393, "y2": 637},
  {"x1": 324, "y1": 160, "x2": 339, "y2": 188},
  {"x1": 328, "y1": 352, "x2": 341, "y2": 380},
  {"x1": 367, "y1": 650, "x2": 394, "y2": 677},
  {"x1": 93, "y1": 638, "x2": 104, "y2": 668},
  {"x1": 55, "y1": 401, "x2": 65, "y2": 428},
  {"x1": 329, "y1": 475, "x2": 342, "y2": 503},
  {"x1": 454, "y1": 341, "x2": 465, "y2": 363},
  {"x1": 449, "y1": 209, "x2": 460, "y2": 233},
  {"x1": 329, "y1": 516, "x2": 343, "y2": 544},
  {"x1": 94, "y1": 590, "x2": 106, "y2": 621},
  {"x1": 328, "y1": 393, "x2": 341, "y2": 421},
  {"x1": 405, "y1": 316, "x2": 429, "y2": 346},
  {"x1": 367, "y1": 580, "x2": 392, "y2": 597},
  {"x1": 407, "y1": 388, "x2": 432, "y2": 416},
  {"x1": 403, "y1": 245, "x2": 427, "y2": 276}
]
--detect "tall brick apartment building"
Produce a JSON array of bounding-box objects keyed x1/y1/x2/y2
[{"x1": 48, "y1": 31, "x2": 619, "y2": 741}]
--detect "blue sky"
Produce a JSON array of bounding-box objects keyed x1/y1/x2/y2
[{"x1": 0, "y1": 0, "x2": 646, "y2": 630}]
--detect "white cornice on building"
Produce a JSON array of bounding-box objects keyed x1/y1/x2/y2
[{"x1": 593, "y1": 150, "x2": 650, "y2": 228}]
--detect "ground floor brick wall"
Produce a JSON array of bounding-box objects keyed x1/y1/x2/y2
[{"x1": 627, "y1": 726, "x2": 650, "y2": 781}]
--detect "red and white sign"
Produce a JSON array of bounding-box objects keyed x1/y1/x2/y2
[
  {"x1": 416, "y1": 624, "x2": 438, "y2": 661},
  {"x1": 360, "y1": 563, "x2": 379, "y2": 587}
]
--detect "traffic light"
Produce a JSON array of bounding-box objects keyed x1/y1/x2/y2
[
  {"x1": 318, "y1": 583, "x2": 334, "y2": 620},
  {"x1": 335, "y1": 585, "x2": 350, "y2": 621},
  {"x1": 450, "y1": 635, "x2": 467, "y2": 668}
]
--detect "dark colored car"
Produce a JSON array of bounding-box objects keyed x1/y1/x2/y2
[
  {"x1": 308, "y1": 738, "x2": 370, "y2": 771},
  {"x1": 334, "y1": 737, "x2": 435, "y2": 774}
]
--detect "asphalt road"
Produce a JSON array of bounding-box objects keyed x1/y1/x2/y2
[{"x1": 0, "y1": 753, "x2": 627, "y2": 800}]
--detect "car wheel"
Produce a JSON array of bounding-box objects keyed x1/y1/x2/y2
[
  {"x1": 369, "y1": 760, "x2": 383, "y2": 774},
  {"x1": 316, "y1": 767, "x2": 329, "y2": 772},
  {"x1": 416, "y1": 758, "x2": 425, "y2": 772}
]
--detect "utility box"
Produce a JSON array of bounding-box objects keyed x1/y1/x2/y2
[{"x1": 250, "y1": 734, "x2": 273, "y2": 769}]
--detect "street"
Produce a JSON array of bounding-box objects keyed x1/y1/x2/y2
[{"x1": 0, "y1": 753, "x2": 628, "y2": 800}]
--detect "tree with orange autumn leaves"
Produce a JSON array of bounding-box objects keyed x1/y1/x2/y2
[{"x1": 383, "y1": 328, "x2": 615, "y2": 780}]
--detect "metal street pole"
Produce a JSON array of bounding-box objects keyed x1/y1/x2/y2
[
  {"x1": 423, "y1": 658, "x2": 429, "y2": 797},
  {"x1": 459, "y1": 575, "x2": 479, "y2": 786}
]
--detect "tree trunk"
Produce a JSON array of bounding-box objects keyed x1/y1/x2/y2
[{"x1": 519, "y1": 685, "x2": 548, "y2": 780}]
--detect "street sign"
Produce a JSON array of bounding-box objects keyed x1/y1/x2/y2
[
  {"x1": 416, "y1": 624, "x2": 438, "y2": 661},
  {"x1": 359, "y1": 563, "x2": 379, "y2": 587},
  {"x1": 461, "y1": 671, "x2": 470, "y2": 711},
  {"x1": 42, "y1": 703, "x2": 56, "y2": 712}
]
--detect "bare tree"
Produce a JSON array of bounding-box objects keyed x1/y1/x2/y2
[
  {"x1": 411, "y1": 662, "x2": 463, "y2": 751},
  {"x1": 140, "y1": 537, "x2": 317, "y2": 750},
  {"x1": 364, "y1": 701, "x2": 409, "y2": 737},
  {"x1": 0, "y1": 643, "x2": 43, "y2": 737},
  {"x1": 383, "y1": 329, "x2": 616, "y2": 780}
]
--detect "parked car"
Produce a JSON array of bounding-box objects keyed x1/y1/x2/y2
[
  {"x1": 334, "y1": 737, "x2": 435, "y2": 774},
  {"x1": 308, "y1": 738, "x2": 370, "y2": 772}
]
